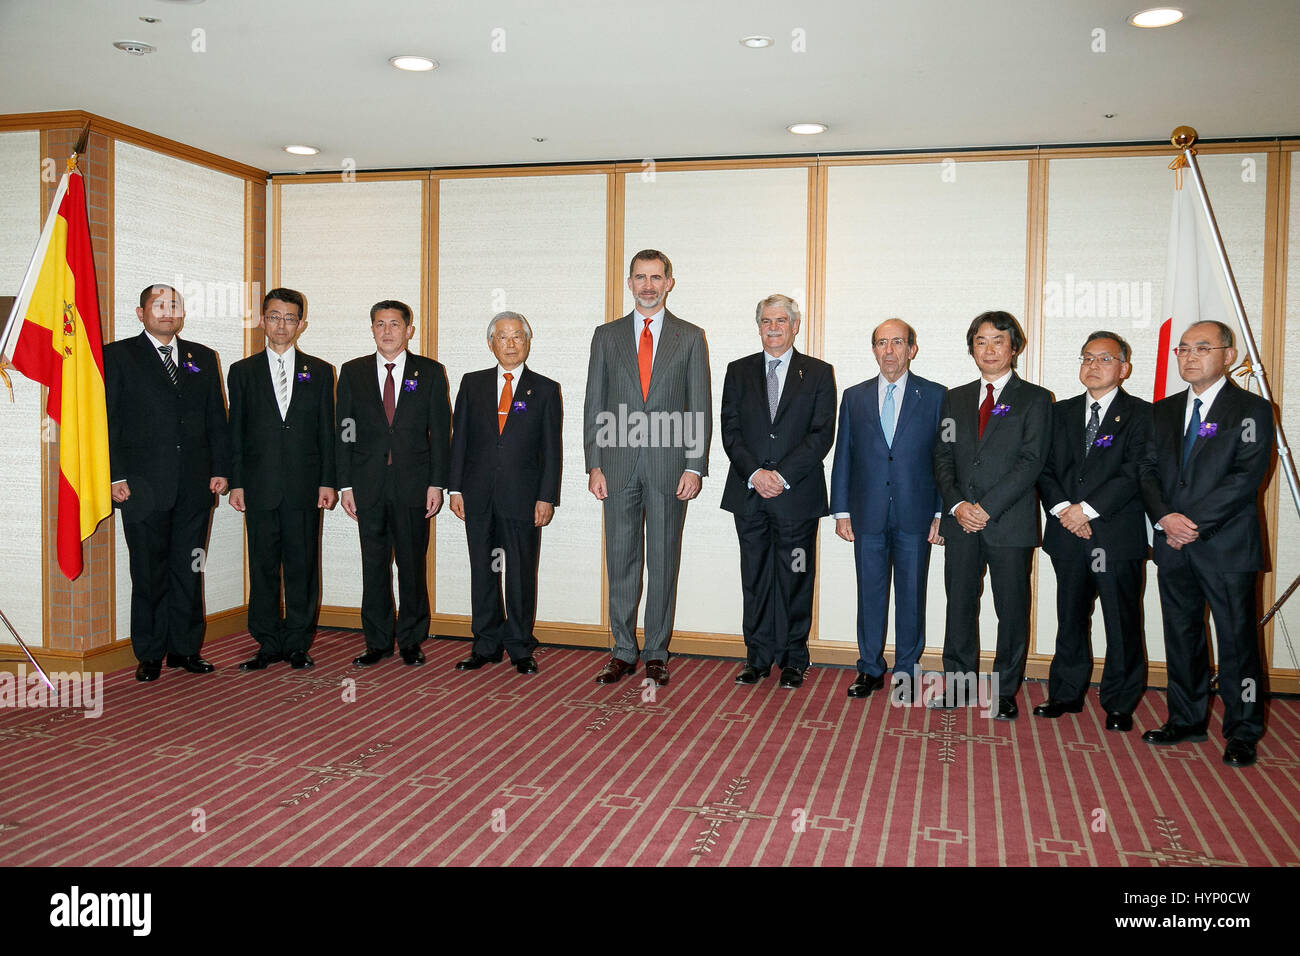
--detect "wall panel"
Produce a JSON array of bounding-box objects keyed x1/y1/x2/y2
[
  {"x1": 1273, "y1": 157, "x2": 1300, "y2": 675},
  {"x1": 435, "y1": 173, "x2": 606, "y2": 625},
  {"x1": 622, "y1": 167, "x2": 809, "y2": 636},
  {"x1": 278, "y1": 179, "x2": 424, "y2": 611},
  {"x1": 0, "y1": 130, "x2": 43, "y2": 645},
  {"x1": 819, "y1": 160, "x2": 1029, "y2": 661},
  {"x1": 113, "y1": 141, "x2": 247, "y2": 637},
  {"x1": 1037, "y1": 153, "x2": 1268, "y2": 664}
]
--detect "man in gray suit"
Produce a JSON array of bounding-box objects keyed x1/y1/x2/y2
[{"x1": 584, "y1": 249, "x2": 712, "y2": 686}]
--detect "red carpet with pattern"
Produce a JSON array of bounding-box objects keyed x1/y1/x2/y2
[{"x1": 1, "y1": 630, "x2": 1297, "y2": 867}]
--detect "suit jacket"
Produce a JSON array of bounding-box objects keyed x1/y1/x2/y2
[
  {"x1": 1140, "y1": 378, "x2": 1274, "y2": 572},
  {"x1": 228, "y1": 349, "x2": 337, "y2": 510},
  {"x1": 448, "y1": 365, "x2": 563, "y2": 521},
  {"x1": 830, "y1": 372, "x2": 945, "y2": 535},
  {"x1": 933, "y1": 372, "x2": 1052, "y2": 547},
  {"x1": 1038, "y1": 388, "x2": 1152, "y2": 562},
  {"x1": 335, "y1": 351, "x2": 451, "y2": 509},
  {"x1": 104, "y1": 332, "x2": 231, "y2": 515},
  {"x1": 720, "y1": 350, "x2": 835, "y2": 518},
  {"x1": 583, "y1": 309, "x2": 712, "y2": 495}
]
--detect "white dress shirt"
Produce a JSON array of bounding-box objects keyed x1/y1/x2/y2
[
  {"x1": 1049, "y1": 385, "x2": 1118, "y2": 520},
  {"x1": 632, "y1": 308, "x2": 664, "y2": 364},
  {"x1": 267, "y1": 345, "x2": 296, "y2": 420},
  {"x1": 376, "y1": 350, "x2": 408, "y2": 407},
  {"x1": 1184, "y1": 375, "x2": 1228, "y2": 432}
]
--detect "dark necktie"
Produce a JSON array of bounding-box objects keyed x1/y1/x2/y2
[
  {"x1": 977, "y1": 382, "x2": 994, "y2": 438},
  {"x1": 384, "y1": 362, "x2": 396, "y2": 465},
  {"x1": 1182, "y1": 397, "x2": 1202, "y2": 468},
  {"x1": 1084, "y1": 401, "x2": 1101, "y2": 457},
  {"x1": 159, "y1": 344, "x2": 178, "y2": 385}
]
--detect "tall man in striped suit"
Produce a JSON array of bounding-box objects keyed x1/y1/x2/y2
[{"x1": 584, "y1": 250, "x2": 712, "y2": 686}]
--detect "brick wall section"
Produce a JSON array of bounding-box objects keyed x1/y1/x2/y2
[{"x1": 42, "y1": 128, "x2": 115, "y2": 652}]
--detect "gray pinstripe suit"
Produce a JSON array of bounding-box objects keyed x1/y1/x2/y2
[{"x1": 583, "y1": 310, "x2": 712, "y2": 663}]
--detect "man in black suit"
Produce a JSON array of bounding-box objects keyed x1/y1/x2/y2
[
  {"x1": 228, "y1": 288, "x2": 337, "y2": 671},
  {"x1": 1035, "y1": 331, "x2": 1152, "y2": 731},
  {"x1": 720, "y1": 294, "x2": 836, "y2": 689},
  {"x1": 1140, "y1": 320, "x2": 1273, "y2": 767},
  {"x1": 105, "y1": 284, "x2": 231, "y2": 682},
  {"x1": 932, "y1": 311, "x2": 1052, "y2": 719},
  {"x1": 336, "y1": 300, "x2": 451, "y2": 668},
  {"x1": 448, "y1": 311, "x2": 562, "y2": 675}
]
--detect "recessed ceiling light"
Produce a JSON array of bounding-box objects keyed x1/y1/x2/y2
[
  {"x1": 740, "y1": 36, "x2": 773, "y2": 48},
  {"x1": 1129, "y1": 7, "x2": 1184, "y2": 27},
  {"x1": 787, "y1": 123, "x2": 827, "y2": 135},
  {"x1": 533, "y1": 137, "x2": 547, "y2": 143},
  {"x1": 389, "y1": 55, "x2": 438, "y2": 72},
  {"x1": 1104, "y1": 112, "x2": 1116, "y2": 119},
  {"x1": 138, "y1": 17, "x2": 161, "y2": 24},
  {"x1": 283, "y1": 145, "x2": 320, "y2": 156},
  {"x1": 112, "y1": 41, "x2": 156, "y2": 55}
]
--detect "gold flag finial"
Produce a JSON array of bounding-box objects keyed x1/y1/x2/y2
[{"x1": 1168, "y1": 126, "x2": 1198, "y2": 186}]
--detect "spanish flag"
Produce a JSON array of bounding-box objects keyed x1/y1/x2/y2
[{"x1": 1, "y1": 167, "x2": 111, "y2": 580}]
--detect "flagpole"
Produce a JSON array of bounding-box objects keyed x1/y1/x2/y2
[{"x1": 1173, "y1": 128, "x2": 1300, "y2": 646}]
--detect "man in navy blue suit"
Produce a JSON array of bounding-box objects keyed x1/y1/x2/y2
[{"x1": 830, "y1": 319, "x2": 946, "y2": 703}]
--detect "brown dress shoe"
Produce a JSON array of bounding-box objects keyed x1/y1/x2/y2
[
  {"x1": 594, "y1": 658, "x2": 636, "y2": 684},
  {"x1": 644, "y1": 660, "x2": 669, "y2": 686}
]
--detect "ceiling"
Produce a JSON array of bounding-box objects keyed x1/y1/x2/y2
[{"x1": 1, "y1": 0, "x2": 1297, "y2": 174}]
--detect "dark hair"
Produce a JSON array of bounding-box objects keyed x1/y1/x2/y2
[
  {"x1": 1190, "y1": 320, "x2": 1235, "y2": 348},
  {"x1": 370, "y1": 299, "x2": 412, "y2": 325},
  {"x1": 966, "y1": 310, "x2": 1026, "y2": 361},
  {"x1": 139, "y1": 284, "x2": 179, "y2": 309},
  {"x1": 1083, "y1": 330, "x2": 1131, "y2": 363},
  {"x1": 263, "y1": 287, "x2": 305, "y2": 317},
  {"x1": 628, "y1": 249, "x2": 673, "y2": 280},
  {"x1": 873, "y1": 317, "x2": 916, "y2": 348}
]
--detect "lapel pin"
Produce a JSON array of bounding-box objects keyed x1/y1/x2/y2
[{"x1": 798, "y1": 368, "x2": 804, "y2": 379}]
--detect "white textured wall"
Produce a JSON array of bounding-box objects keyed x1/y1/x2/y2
[
  {"x1": 0, "y1": 130, "x2": 43, "y2": 645},
  {"x1": 1272, "y1": 157, "x2": 1300, "y2": 676},
  {"x1": 1036, "y1": 153, "x2": 1267, "y2": 664},
  {"x1": 819, "y1": 160, "x2": 1029, "y2": 657},
  {"x1": 113, "y1": 142, "x2": 246, "y2": 638},
  {"x1": 278, "y1": 179, "x2": 424, "y2": 611},
  {"x1": 436, "y1": 174, "x2": 606, "y2": 625},
  {"x1": 623, "y1": 166, "x2": 809, "y2": 636}
]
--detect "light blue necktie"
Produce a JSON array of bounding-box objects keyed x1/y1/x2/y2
[{"x1": 881, "y1": 382, "x2": 897, "y2": 447}]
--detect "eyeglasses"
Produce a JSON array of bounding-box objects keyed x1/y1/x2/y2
[
  {"x1": 493, "y1": 332, "x2": 527, "y2": 345},
  {"x1": 874, "y1": 337, "x2": 908, "y2": 349},
  {"x1": 265, "y1": 312, "x2": 300, "y2": 326},
  {"x1": 1172, "y1": 345, "x2": 1229, "y2": 358},
  {"x1": 1079, "y1": 354, "x2": 1120, "y2": 365}
]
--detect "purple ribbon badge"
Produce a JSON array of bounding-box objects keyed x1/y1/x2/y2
[
  {"x1": 991, "y1": 403, "x2": 1010, "y2": 417},
  {"x1": 181, "y1": 359, "x2": 200, "y2": 373},
  {"x1": 296, "y1": 368, "x2": 311, "y2": 383},
  {"x1": 402, "y1": 378, "x2": 418, "y2": 393},
  {"x1": 1198, "y1": 421, "x2": 1218, "y2": 438},
  {"x1": 1093, "y1": 434, "x2": 1113, "y2": 448},
  {"x1": 512, "y1": 400, "x2": 527, "y2": 413}
]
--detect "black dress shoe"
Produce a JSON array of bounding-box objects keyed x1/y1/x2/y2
[
  {"x1": 135, "y1": 660, "x2": 162, "y2": 682},
  {"x1": 594, "y1": 658, "x2": 636, "y2": 684},
  {"x1": 289, "y1": 651, "x2": 314, "y2": 669},
  {"x1": 353, "y1": 648, "x2": 393, "y2": 667},
  {"x1": 401, "y1": 646, "x2": 426, "y2": 666},
  {"x1": 1141, "y1": 721, "x2": 1209, "y2": 745},
  {"x1": 1105, "y1": 711, "x2": 1133, "y2": 732},
  {"x1": 239, "y1": 652, "x2": 280, "y2": 671},
  {"x1": 1222, "y1": 738, "x2": 1257, "y2": 767},
  {"x1": 735, "y1": 664, "x2": 771, "y2": 685},
  {"x1": 166, "y1": 653, "x2": 215, "y2": 674},
  {"x1": 994, "y1": 696, "x2": 1019, "y2": 720},
  {"x1": 514, "y1": 657, "x2": 539, "y2": 675},
  {"x1": 644, "y1": 661, "x2": 670, "y2": 686},
  {"x1": 1032, "y1": 697, "x2": 1084, "y2": 718},
  {"x1": 891, "y1": 676, "x2": 916, "y2": 706},
  {"x1": 778, "y1": 666, "x2": 804, "y2": 689},
  {"x1": 456, "y1": 652, "x2": 497, "y2": 671},
  {"x1": 846, "y1": 672, "x2": 886, "y2": 699}
]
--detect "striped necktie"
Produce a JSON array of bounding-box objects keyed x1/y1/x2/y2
[{"x1": 159, "y1": 344, "x2": 178, "y2": 385}]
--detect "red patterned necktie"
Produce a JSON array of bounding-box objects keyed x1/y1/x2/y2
[
  {"x1": 977, "y1": 382, "x2": 994, "y2": 438},
  {"x1": 638, "y1": 317, "x2": 653, "y2": 401}
]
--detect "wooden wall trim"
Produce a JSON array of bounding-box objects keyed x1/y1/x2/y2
[{"x1": 0, "y1": 110, "x2": 268, "y2": 182}]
